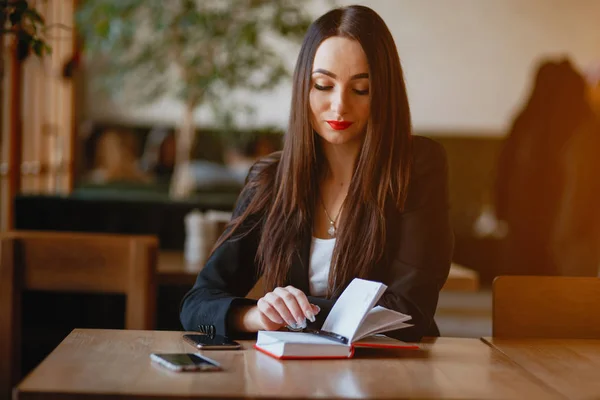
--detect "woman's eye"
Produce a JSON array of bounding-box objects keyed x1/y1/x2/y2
[
  {"x1": 354, "y1": 88, "x2": 370, "y2": 95},
  {"x1": 314, "y1": 83, "x2": 333, "y2": 91}
]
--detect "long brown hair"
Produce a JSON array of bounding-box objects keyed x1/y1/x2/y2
[{"x1": 215, "y1": 5, "x2": 412, "y2": 297}]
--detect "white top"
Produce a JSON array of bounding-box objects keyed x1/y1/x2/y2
[{"x1": 308, "y1": 237, "x2": 336, "y2": 296}]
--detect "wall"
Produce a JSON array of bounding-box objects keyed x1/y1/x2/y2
[{"x1": 84, "y1": 0, "x2": 600, "y2": 136}]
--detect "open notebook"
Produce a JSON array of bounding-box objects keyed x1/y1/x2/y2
[{"x1": 254, "y1": 278, "x2": 418, "y2": 359}]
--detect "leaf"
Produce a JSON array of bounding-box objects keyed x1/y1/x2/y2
[
  {"x1": 23, "y1": 8, "x2": 44, "y2": 25},
  {"x1": 16, "y1": 30, "x2": 32, "y2": 60},
  {"x1": 31, "y1": 38, "x2": 43, "y2": 56},
  {"x1": 95, "y1": 19, "x2": 110, "y2": 38},
  {"x1": 9, "y1": 7, "x2": 24, "y2": 26},
  {"x1": 17, "y1": 29, "x2": 32, "y2": 43},
  {"x1": 14, "y1": 0, "x2": 29, "y2": 12}
]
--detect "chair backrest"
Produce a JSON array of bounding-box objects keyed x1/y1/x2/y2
[
  {"x1": 492, "y1": 275, "x2": 600, "y2": 338},
  {"x1": 0, "y1": 230, "x2": 158, "y2": 398}
]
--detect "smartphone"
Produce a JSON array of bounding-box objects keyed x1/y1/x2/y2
[
  {"x1": 150, "y1": 353, "x2": 222, "y2": 372},
  {"x1": 183, "y1": 334, "x2": 242, "y2": 350}
]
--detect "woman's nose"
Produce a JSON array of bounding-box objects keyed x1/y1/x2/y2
[{"x1": 330, "y1": 89, "x2": 348, "y2": 116}]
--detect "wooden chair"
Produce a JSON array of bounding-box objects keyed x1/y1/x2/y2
[
  {"x1": 492, "y1": 275, "x2": 600, "y2": 338},
  {"x1": 0, "y1": 231, "x2": 158, "y2": 399}
]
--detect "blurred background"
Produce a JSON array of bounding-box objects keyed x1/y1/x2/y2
[{"x1": 1, "y1": 0, "x2": 600, "y2": 379}]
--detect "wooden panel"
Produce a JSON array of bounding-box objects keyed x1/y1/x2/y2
[
  {"x1": 0, "y1": 231, "x2": 159, "y2": 399},
  {"x1": 4, "y1": 230, "x2": 158, "y2": 294},
  {"x1": 2, "y1": 0, "x2": 76, "y2": 231},
  {"x1": 19, "y1": 238, "x2": 131, "y2": 293},
  {"x1": 6, "y1": 35, "x2": 23, "y2": 230},
  {"x1": 20, "y1": 0, "x2": 75, "y2": 196},
  {"x1": 125, "y1": 240, "x2": 158, "y2": 330},
  {"x1": 483, "y1": 337, "x2": 600, "y2": 400},
  {"x1": 0, "y1": 239, "x2": 20, "y2": 397},
  {"x1": 20, "y1": 23, "x2": 41, "y2": 194},
  {"x1": 15, "y1": 329, "x2": 561, "y2": 399},
  {"x1": 0, "y1": 37, "x2": 12, "y2": 231},
  {"x1": 492, "y1": 276, "x2": 600, "y2": 338}
]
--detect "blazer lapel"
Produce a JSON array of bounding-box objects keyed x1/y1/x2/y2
[{"x1": 289, "y1": 231, "x2": 311, "y2": 293}]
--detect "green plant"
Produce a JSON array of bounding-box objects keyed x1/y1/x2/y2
[
  {"x1": 0, "y1": 0, "x2": 51, "y2": 161},
  {"x1": 1, "y1": 0, "x2": 52, "y2": 60},
  {"x1": 75, "y1": 0, "x2": 317, "y2": 175}
]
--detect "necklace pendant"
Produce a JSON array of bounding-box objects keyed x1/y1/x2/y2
[{"x1": 327, "y1": 223, "x2": 336, "y2": 238}]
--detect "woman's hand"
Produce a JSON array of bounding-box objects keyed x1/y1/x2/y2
[
  {"x1": 253, "y1": 286, "x2": 320, "y2": 331},
  {"x1": 233, "y1": 286, "x2": 321, "y2": 332}
]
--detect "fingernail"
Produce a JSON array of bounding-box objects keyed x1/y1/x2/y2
[
  {"x1": 287, "y1": 322, "x2": 299, "y2": 330},
  {"x1": 314, "y1": 305, "x2": 321, "y2": 313},
  {"x1": 306, "y1": 311, "x2": 315, "y2": 322},
  {"x1": 297, "y1": 318, "x2": 307, "y2": 329}
]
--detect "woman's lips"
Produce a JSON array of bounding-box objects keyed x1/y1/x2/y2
[{"x1": 326, "y1": 120, "x2": 353, "y2": 130}]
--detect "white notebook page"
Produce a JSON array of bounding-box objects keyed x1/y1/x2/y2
[
  {"x1": 353, "y1": 306, "x2": 412, "y2": 341},
  {"x1": 321, "y1": 278, "x2": 387, "y2": 342}
]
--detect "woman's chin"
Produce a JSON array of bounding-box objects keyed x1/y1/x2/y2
[{"x1": 318, "y1": 130, "x2": 362, "y2": 147}]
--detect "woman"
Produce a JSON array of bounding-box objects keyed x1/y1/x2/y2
[
  {"x1": 552, "y1": 68, "x2": 600, "y2": 277},
  {"x1": 495, "y1": 59, "x2": 592, "y2": 276},
  {"x1": 180, "y1": 5, "x2": 453, "y2": 342},
  {"x1": 89, "y1": 128, "x2": 151, "y2": 184}
]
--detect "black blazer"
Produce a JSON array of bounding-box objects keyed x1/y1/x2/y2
[{"x1": 180, "y1": 136, "x2": 454, "y2": 342}]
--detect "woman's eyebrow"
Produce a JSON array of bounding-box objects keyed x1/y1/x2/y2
[{"x1": 312, "y1": 69, "x2": 369, "y2": 80}]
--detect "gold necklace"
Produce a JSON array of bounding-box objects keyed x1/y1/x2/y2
[{"x1": 320, "y1": 193, "x2": 345, "y2": 238}]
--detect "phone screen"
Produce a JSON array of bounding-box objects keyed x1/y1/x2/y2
[
  {"x1": 183, "y1": 334, "x2": 241, "y2": 349},
  {"x1": 150, "y1": 353, "x2": 221, "y2": 371}
]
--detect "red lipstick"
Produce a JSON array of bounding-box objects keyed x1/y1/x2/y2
[{"x1": 326, "y1": 120, "x2": 353, "y2": 130}]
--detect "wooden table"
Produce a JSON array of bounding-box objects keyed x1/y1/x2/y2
[
  {"x1": 442, "y1": 263, "x2": 479, "y2": 291},
  {"x1": 158, "y1": 251, "x2": 480, "y2": 292},
  {"x1": 482, "y1": 337, "x2": 600, "y2": 400},
  {"x1": 15, "y1": 329, "x2": 560, "y2": 399},
  {"x1": 157, "y1": 251, "x2": 203, "y2": 285}
]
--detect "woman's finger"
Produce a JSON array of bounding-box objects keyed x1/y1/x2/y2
[
  {"x1": 257, "y1": 297, "x2": 284, "y2": 325},
  {"x1": 285, "y1": 285, "x2": 317, "y2": 322},
  {"x1": 273, "y1": 287, "x2": 306, "y2": 326},
  {"x1": 264, "y1": 291, "x2": 298, "y2": 327}
]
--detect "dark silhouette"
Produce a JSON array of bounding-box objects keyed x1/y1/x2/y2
[
  {"x1": 495, "y1": 58, "x2": 594, "y2": 276},
  {"x1": 552, "y1": 77, "x2": 600, "y2": 277}
]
